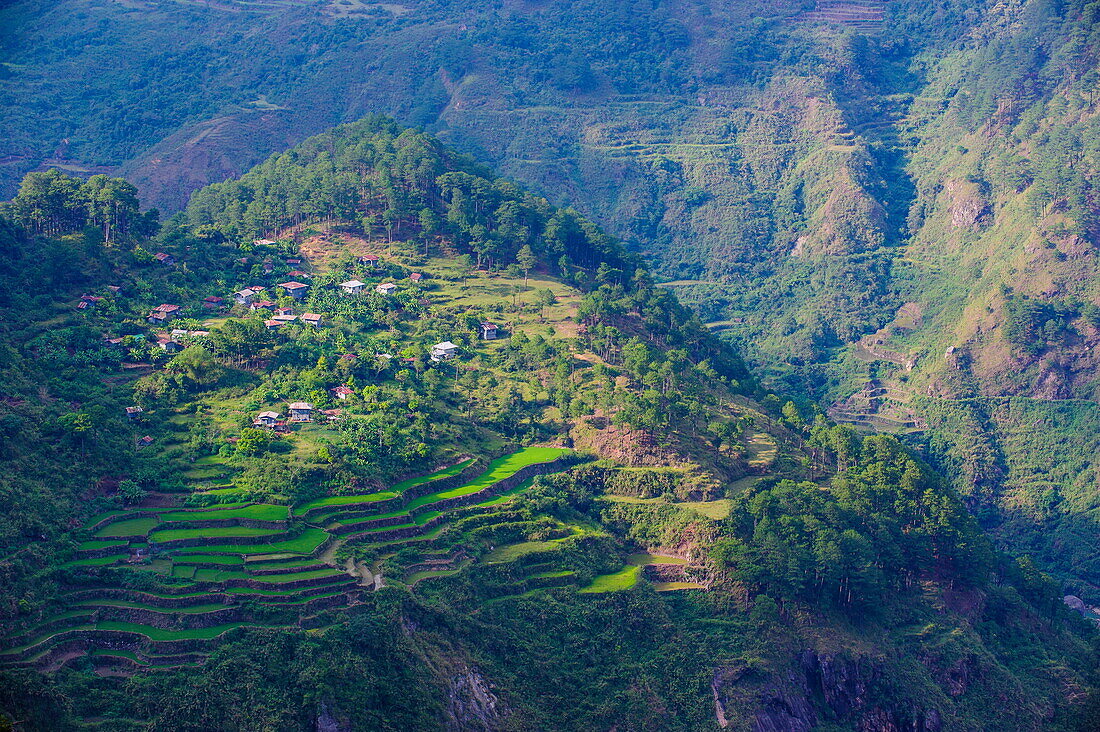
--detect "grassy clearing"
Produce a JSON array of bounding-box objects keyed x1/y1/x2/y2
[
  {"x1": 627, "y1": 553, "x2": 686, "y2": 566},
  {"x1": 678, "y1": 499, "x2": 732, "y2": 519},
  {"x1": 579, "y1": 565, "x2": 640, "y2": 593},
  {"x1": 653, "y1": 581, "x2": 705, "y2": 591},
  {"x1": 745, "y1": 431, "x2": 778, "y2": 468}
]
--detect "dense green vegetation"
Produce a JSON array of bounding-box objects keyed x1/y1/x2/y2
[
  {"x1": 5, "y1": 0, "x2": 1100, "y2": 627},
  {"x1": 0, "y1": 108, "x2": 1097, "y2": 730}
]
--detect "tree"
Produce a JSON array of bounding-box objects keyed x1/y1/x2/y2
[
  {"x1": 535, "y1": 288, "x2": 556, "y2": 320},
  {"x1": 516, "y1": 244, "x2": 536, "y2": 287},
  {"x1": 117, "y1": 479, "x2": 147, "y2": 505},
  {"x1": 168, "y1": 346, "x2": 226, "y2": 388},
  {"x1": 58, "y1": 412, "x2": 93, "y2": 457}
]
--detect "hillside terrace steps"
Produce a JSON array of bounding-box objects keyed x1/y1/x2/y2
[
  {"x1": 5, "y1": 448, "x2": 576, "y2": 670},
  {"x1": 799, "y1": 0, "x2": 887, "y2": 31}
]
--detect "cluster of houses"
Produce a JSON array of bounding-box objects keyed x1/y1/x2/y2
[
  {"x1": 252, "y1": 400, "x2": 346, "y2": 431},
  {"x1": 338, "y1": 279, "x2": 411, "y2": 295},
  {"x1": 116, "y1": 246, "x2": 517, "y2": 447}
]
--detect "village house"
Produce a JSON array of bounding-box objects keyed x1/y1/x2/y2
[
  {"x1": 321, "y1": 408, "x2": 346, "y2": 422},
  {"x1": 409, "y1": 272, "x2": 423, "y2": 284},
  {"x1": 263, "y1": 319, "x2": 282, "y2": 331},
  {"x1": 77, "y1": 295, "x2": 103, "y2": 310},
  {"x1": 203, "y1": 296, "x2": 225, "y2": 309},
  {"x1": 253, "y1": 239, "x2": 277, "y2": 246},
  {"x1": 105, "y1": 337, "x2": 125, "y2": 348},
  {"x1": 156, "y1": 336, "x2": 183, "y2": 353},
  {"x1": 480, "y1": 322, "x2": 498, "y2": 340},
  {"x1": 253, "y1": 411, "x2": 281, "y2": 428},
  {"x1": 234, "y1": 288, "x2": 260, "y2": 305},
  {"x1": 358, "y1": 255, "x2": 379, "y2": 268},
  {"x1": 154, "y1": 252, "x2": 175, "y2": 265},
  {"x1": 340, "y1": 280, "x2": 366, "y2": 295},
  {"x1": 376, "y1": 282, "x2": 397, "y2": 295},
  {"x1": 286, "y1": 258, "x2": 301, "y2": 266},
  {"x1": 277, "y1": 281, "x2": 309, "y2": 299},
  {"x1": 332, "y1": 386, "x2": 354, "y2": 401},
  {"x1": 430, "y1": 341, "x2": 459, "y2": 361},
  {"x1": 301, "y1": 313, "x2": 323, "y2": 326},
  {"x1": 262, "y1": 259, "x2": 274, "y2": 274},
  {"x1": 286, "y1": 270, "x2": 310, "y2": 279},
  {"x1": 272, "y1": 314, "x2": 298, "y2": 324},
  {"x1": 106, "y1": 285, "x2": 121, "y2": 294},
  {"x1": 147, "y1": 304, "x2": 181, "y2": 324},
  {"x1": 250, "y1": 300, "x2": 276, "y2": 311},
  {"x1": 288, "y1": 402, "x2": 314, "y2": 422},
  {"x1": 137, "y1": 435, "x2": 154, "y2": 448},
  {"x1": 171, "y1": 329, "x2": 209, "y2": 339},
  {"x1": 125, "y1": 406, "x2": 143, "y2": 421},
  {"x1": 274, "y1": 307, "x2": 293, "y2": 316}
]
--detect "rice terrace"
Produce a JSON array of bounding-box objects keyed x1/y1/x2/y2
[{"x1": 1, "y1": 447, "x2": 581, "y2": 671}]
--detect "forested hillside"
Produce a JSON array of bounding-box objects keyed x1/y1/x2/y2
[{"x1": 0, "y1": 119, "x2": 1096, "y2": 730}]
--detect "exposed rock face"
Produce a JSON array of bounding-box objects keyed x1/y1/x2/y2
[
  {"x1": 1064, "y1": 595, "x2": 1087, "y2": 613},
  {"x1": 315, "y1": 702, "x2": 351, "y2": 732},
  {"x1": 445, "y1": 665, "x2": 505, "y2": 732},
  {"x1": 945, "y1": 179, "x2": 990, "y2": 230},
  {"x1": 715, "y1": 651, "x2": 943, "y2": 732}
]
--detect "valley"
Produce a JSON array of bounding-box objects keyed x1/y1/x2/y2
[{"x1": 2, "y1": 2, "x2": 1100, "y2": 723}]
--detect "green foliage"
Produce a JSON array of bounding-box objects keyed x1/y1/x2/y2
[{"x1": 717, "y1": 432, "x2": 993, "y2": 611}]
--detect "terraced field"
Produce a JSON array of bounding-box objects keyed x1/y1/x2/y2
[{"x1": 2, "y1": 447, "x2": 573, "y2": 672}]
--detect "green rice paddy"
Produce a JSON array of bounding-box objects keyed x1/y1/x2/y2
[
  {"x1": 65, "y1": 554, "x2": 128, "y2": 568},
  {"x1": 172, "y1": 554, "x2": 244, "y2": 565},
  {"x1": 78, "y1": 539, "x2": 128, "y2": 551},
  {"x1": 96, "y1": 517, "x2": 158, "y2": 538},
  {"x1": 293, "y1": 458, "x2": 475, "y2": 516},
  {"x1": 579, "y1": 565, "x2": 641, "y2": 593},
  {"x1": 164, "y1": 528, "x2": 329, "y2": 556},
  {"x1": 7, "y1": 448, "x2": 578, "y2": 667},
  {"x1": 150, "y1": 526, "x2": 284, "y2": 543},
  {"x1": 157, "y1": 505, "x2": 289, "y2": 522}
]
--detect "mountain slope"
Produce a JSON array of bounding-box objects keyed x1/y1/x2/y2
[{"x1": 0, "y1": 119, "x2": 1096, "y2": 730}]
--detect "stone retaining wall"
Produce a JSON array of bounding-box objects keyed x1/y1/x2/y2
[
  {"x1": 247, "y1": 562, "x2": 329, "y2": 576},
  {"x1": 76, "y1": 542, "x2": 131, "y2": 559}
]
